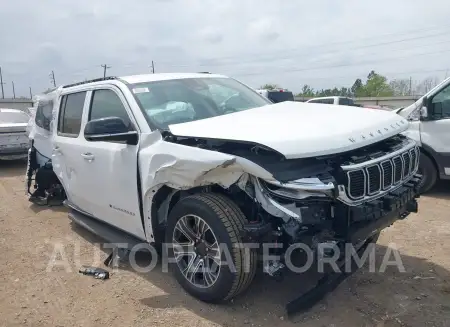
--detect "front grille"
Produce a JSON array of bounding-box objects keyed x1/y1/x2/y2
[{"x1": 345, "y1": 145, "x2": 419, "y2": 201}]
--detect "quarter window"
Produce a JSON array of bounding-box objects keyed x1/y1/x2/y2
[
  {"x1": 35, "y1": 100, "x2": 53, "y2": 131},
  {"x1": 58, "y1": 92, "x2": 87, "y2": 136},
  {"x1": 88, "y1": 89, "x2": 132, "y2": 129}
]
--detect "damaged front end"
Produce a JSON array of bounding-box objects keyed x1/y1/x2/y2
[
  {"x1": 159, "y1": 132, "x2": 421, "y2": 253},
  {"x1": 157, "y1": 132, "x2": 421, "y2": 313}
]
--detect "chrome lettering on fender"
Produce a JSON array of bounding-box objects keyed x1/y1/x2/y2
[{"x1": 109, "y1": 204, "x2": 136, "y2": 216}]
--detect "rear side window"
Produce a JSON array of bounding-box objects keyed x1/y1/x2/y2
[
  {"x1": 88, "y1": 89, "x2": 132, "y2": 129},
  {"x1": 267, "y1": 91, "x2": 294, "y2": 103},
  {"x1": 35, "y1": 100, "x2": 53, "y2": 131},
  {"x1": 58, "y1": 92, "x2": 87, "y2": 137},
  {"x1": 323, "y1": 98, "x2": 334, "y2": 104},
  {"x1": 338, "y1": 98, "x2": 354, "y2": 106}
]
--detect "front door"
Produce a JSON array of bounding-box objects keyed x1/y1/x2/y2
[
  {"x1": 421, "y1": 83, "x2": 450, "y2": 177},
  {"x1": 77, "y1": 87, "x2": 144, "y2": 239}
]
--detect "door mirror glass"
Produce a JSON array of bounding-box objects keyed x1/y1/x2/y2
[
  {"x1": 84, "y1": 117, "x2": 138, "y2": 144},
  {"x1": 84, "y1": 116, "x2": 129, "y2": 135}
]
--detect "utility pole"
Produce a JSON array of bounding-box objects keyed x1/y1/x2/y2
[
  {"x1": 29, "y1": 87, "x2": 32, "y2": 99},
  {"x1": 101, "y1": 64, "x2": 111, "y2": 78},
  {"x1": 0, "y1": 66, "x2": 5, "y2": 99},
  {"x1": 12, "y1": 81, "x2": 15, "y2": 99},
  {"x1": 409, "y1": 76, "x2": 412, "y2": 96},
  {"x1": 49, "y1": 70, "x2": 56, "y2": 87},
  {"x1": 151, "y1": 61, "x2": 155, "y2": 74}
]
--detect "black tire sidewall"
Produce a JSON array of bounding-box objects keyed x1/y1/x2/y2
[
  {"x1": 418, "y1": 153, "x2": 437, "y2": 193},
  {"x1": 165, "y1": 196, "x2": 239, "y2": 303}
]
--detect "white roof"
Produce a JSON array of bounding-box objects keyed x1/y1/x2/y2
[{"x1": 120, "y1": 73, "x2": 228, "y2": 84}]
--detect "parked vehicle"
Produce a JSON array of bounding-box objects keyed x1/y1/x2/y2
[
  {"x1": 255, "y1": 88, "x2": 294, "y2": 103},
  {"x1": 395, "y1": 77, "x2": 450, "y2": 193},
  {"x1": 0, "y1": 108, "x2": 30, "y2": 160},
  {"x1": 26, "y1": 73, "x2": 421, "y2": 312},
  {"x1": 306, "y1": 96, "x2": 360, "y2": 106}
]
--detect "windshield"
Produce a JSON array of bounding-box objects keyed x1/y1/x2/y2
[{"x1": 130, "y1": 77, "x2": 271, "y2": 129}]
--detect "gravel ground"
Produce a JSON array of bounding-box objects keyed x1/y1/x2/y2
[{"x1": 1, "y1": 159, "x2": 449, "y2": 327}]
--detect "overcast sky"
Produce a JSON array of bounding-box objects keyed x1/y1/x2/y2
[{"x1": 1, "y1": 0, "x2": 449, "y2": 97}]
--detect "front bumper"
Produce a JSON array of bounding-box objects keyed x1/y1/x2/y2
[
  {"x1": 334, "y1": 173, "x2": 421, "y2": 243},
  {"x1": 0, "y1": 146, "x2": 29, "y2": 160},
  {"x1": 286, "y1": 173, "x2": 421, "y2": 316}
]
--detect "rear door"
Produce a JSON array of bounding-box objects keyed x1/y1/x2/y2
[
  {"x1": 52, "y1": 91, "x2": 93, "y2": 212},
  {"x1": 77, "y1": 87, "x2": 144, "y2": 239}
]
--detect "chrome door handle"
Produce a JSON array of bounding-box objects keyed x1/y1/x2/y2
[{"x1": 81, "y1": 153, "x2": 95, "y2": 161}]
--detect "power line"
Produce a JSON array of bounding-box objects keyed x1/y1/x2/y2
[
  {"x1": 234, "y1": 48, "x2": 450, "y2": 78},
  {"x1": 156, "y1": 27, "x2": 450, "y2": 68},
  {"x1": 161, "y1": 31, "x2": 450, "y2": 70},
  {"x1": 101, "y1": 64, "x2": 111, "y2": 78}
]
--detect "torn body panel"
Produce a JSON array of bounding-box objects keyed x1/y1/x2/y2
[{"x1": 137, "y1": 131, "x2": 280, "y2": 242}]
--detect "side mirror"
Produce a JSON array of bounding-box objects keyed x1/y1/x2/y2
[
  {"x1": 84, "y1": 117, "x2": 138, "y2": 145},
  {"x1": 419, "y1": 96, "x2": 429, "y2": 120}
]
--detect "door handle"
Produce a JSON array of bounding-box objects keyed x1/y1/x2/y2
[
  {"x1": 81, "y1": 153, "x2": 95, "y2": 161},
  {"x1": 53, "y1": 146, "x2": 61, "y2": 154}
]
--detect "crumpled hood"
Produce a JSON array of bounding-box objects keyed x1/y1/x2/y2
[{"x1": 168, "y1": 101, "x2": 409, "y2": 159}]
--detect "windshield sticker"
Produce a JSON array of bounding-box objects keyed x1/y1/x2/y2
[{"x1": 132, "y1": 87, "x2": 149, "y2": 94}]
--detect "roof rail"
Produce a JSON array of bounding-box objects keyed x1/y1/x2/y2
[{"x1": 62, "y1": 76, "x2": 118, "y2": 89}]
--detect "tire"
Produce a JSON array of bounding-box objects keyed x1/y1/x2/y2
[
  {"x1": 418, "y1": 152, "x2": 437, "y2": 193},
  {"x1": 165, "y1": 193, "x2": 257, "y2": 303}
]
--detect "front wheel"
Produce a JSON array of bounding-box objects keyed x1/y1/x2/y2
[
  {"x1": 165, "y1": 193, "x2": 257, "y2": 303},
  {"x1": 418, "y1": 152, "x2": 437, "y2": 193}
]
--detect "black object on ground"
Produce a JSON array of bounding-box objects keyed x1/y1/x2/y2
[{"x1": 79, "y1": 266, "x2": 110, "y2": 280}]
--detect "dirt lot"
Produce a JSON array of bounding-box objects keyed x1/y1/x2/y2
[{"x1": 1, "y1": 160, "x2": 449, "y2": 327}]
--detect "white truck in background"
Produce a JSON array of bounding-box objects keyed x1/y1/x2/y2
[
  {"x1": 306, "y1": 96, "x2": 360, "y2": 106},
  {"x1": 395, "y1": 77, "x2": 450, "y2": 192}
]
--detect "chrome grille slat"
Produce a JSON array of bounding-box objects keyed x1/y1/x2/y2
[
  {"x1": 402, "y1": 152, "x2": 411, "y2": 178},
  {"x1": 366, "y1": 165, "x2": 381, "y2": 195},
  {"x1": 380, "y1": 160, "x2": 393, "y2": 190},
  {"x1": 392, "y1": 156, "x2": 402, "y2": 183},
  {"x1": 344, "y1": 144, "x2": 419, "y2": 201}
]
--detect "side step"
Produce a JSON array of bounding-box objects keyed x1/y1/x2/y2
[{"x1": 68, "y1": 208, "x2": 144, "y2": 251}]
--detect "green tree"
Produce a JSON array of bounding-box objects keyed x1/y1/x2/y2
[
  {"x1": 297, "y1": 84, "x2": 315, "y2": 97},
  {"x1": 351, "y1": 78, "x2": 364, "y2": 97},
  {"x1": 363, "y1": 70, "x2": 394, "y2": 96},
  {"x1": 259, "y1": 83, "x2": 280, "y2": 90}
]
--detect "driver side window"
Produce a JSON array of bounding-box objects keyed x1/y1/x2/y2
[
  {"x1": 88, "y1": 89, "x2": 133, "y2": 130},
  {"x1": 431, "y1": 84, "x2": 450, "y2": 120}
]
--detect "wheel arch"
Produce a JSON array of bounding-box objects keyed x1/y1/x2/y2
[
  {"x1": 147, "y1": 183, "x2": 252, "y2": 244},
  {"x1": 420, "y1": 144, "x2": 440, "y2": 175}
]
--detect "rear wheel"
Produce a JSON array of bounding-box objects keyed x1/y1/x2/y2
[
  {"x1": 418, "y1": 152, "x2": 437, "y2": 193},
  {"x1": 165, "y1": 193, "x2": 257, "y2": 303}
]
